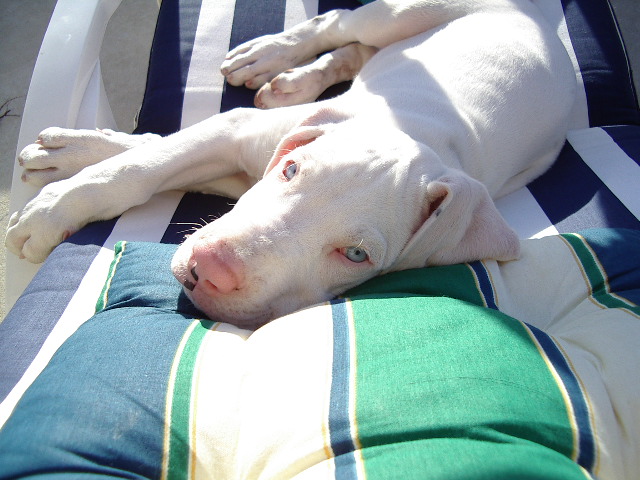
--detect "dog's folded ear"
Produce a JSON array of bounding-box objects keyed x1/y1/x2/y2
[
  {"x1": 263, "y1": 125, "x2": 326, "y2": 176},
  {"x1": 390, "y1": 172, "x2": 520, "y2": 271},
  {"x1": 263, "y1": 107, "x2": 350, "y2": 177}
]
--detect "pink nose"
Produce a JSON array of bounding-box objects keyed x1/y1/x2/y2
[{"x1": 190, "y1": 240, "x2": 245, "y2": 296}]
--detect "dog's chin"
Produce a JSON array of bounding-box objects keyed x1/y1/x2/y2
[{"x1": 177, "y1": 284, "x2": 276, "y2": 330}]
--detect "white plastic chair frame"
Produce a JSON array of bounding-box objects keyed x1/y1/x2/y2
[{"x1": 7, "y1": 0, "x2": 125, "y2": 309}]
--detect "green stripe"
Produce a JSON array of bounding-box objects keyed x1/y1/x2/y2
[
  {"x1": 346, "y1": 263, "x2": 486, "y2": 308},
  {"x1": 95, "y1": 241, "x2": 127, "y2": 313},
  {"x1": 165, "y1": 320, "x2": 213, "y2": 480},
  {"x1": 348, "y1": 295, "x2": 588, "y2": 479},
  {"x1": 561, "y1": 233, "x2": 636, "y2": 311}
]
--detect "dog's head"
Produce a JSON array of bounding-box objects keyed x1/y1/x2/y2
[{"x1": 171, "y1": 116, "x2": 519, "y2": 329}]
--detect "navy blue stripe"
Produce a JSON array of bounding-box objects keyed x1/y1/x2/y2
[
  {"x1": 468, "y1": 261, "x2": 498, "y2": 310},
  {"x1": 319, "y1": 0, "x2": 362, "y2": 13},
  {"x1": 525, "y1": 323, "x2": 596, "y2": 472},
  {"x1": 527, "y1": 141, "x2": 640, "y2": 232},
  {"x1": 602, "y1": 126, "x2": 640, "y2": 167},
  {"x1": 334, "y1": 453, "x2": 359, "y2": 480},
  {"x1": 577, "y1": 228, "x2": 640, "y2": 307},
  {"x1": 220, "y1": 0, "x2": 287, "y2": 112},
  {"x1": 330, "y1": 299, "x2": 358, "y2": 479},
  {"x1": 160, "y1": 192, "x2": 235, "y2": 244},
  {"x1": 134, "y1": 0, "x2": 203, "y2": 135},
  {"x1": 560, "y1": 0, "x2": 640, "y2": 126}
]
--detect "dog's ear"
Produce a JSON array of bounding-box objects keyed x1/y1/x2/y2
[
  {"x1": 263, "y1": 107, "x2": 349, "y2": 177},
  {"x1": 390, "y1": 172, "x2": 520, "y2": 271},
  {"x1": 263, "y1": 126, "x2": 325, "y2": 176}
]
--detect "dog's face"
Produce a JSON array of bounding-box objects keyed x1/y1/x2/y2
[{"x1": 171, "y1": 121, "x2": 519, "y2": 329}]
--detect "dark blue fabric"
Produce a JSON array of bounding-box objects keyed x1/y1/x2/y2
[
  {"x1": 220, "y1": 0, "x2": 288, "y2": 112},
  {"x1": 134, "y1": 0, "x2": 203, "y2": 135},
  {"x1": 527, "y1": 140, "x2": 640, "y2": 233},
  {"x1": 603, "y1": 125, "x2": 640, "y2": 164},
  {"x1": 579, "y1": 228, "x2": 640, "y2": 306},
  {"x1": 319, "y1": 0, "x2": 362, "y2": 13},
  {"x1": 160, "y1": 192, "x2": 235, "y2": 244},
  {"x1": 561, "y1": 0, "x2": 640, "y2": 126}
]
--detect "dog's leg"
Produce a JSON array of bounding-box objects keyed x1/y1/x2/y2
[
  {"x1": 6, "y1": 104, "x2": 316, "y2": 263},
  {"x1": 220, "y1": 10, "x2": 347, "y2": 90},
  {"x1": 18, "y1": 127, "x2": 160, "y2": 188},
  {"x1": 221, "y1": 0, "x2": 493, "y2": 91},
  {"x1": 329, "y1": 0, "x2": 508, "y2": 49},
  {"x1": 254, "y1": 43, "x2": 378, "y2": 109}
]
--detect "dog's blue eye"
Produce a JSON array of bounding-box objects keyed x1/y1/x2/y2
[
  {"x1": 344, "y1": 246, "x2": 368, "y2": 263},
  {"x1": 283, "y1": 161, "x2": 297, "y2": 180}
]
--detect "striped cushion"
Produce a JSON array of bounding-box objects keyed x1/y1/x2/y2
[
  {"x1": 133, "y1": 0, "x2": 639, "y2": 136},
  {"x1": 496, "y1": 125, "x2": 640, "y2": 236},
  {"x1": 1, "y1": 0, "x2": 639, "y2": 478},
  {"x1": 1, "y1": 230, "x2": 638, "y2": 478}
]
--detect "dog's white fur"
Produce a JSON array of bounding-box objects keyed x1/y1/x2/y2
[{"x1": 6, "y1": 0, "x2": 576, "y2": 329}]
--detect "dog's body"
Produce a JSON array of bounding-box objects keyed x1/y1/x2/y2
[{"x1": 7, "y1": 0, "x2": 576, "y2": 329}]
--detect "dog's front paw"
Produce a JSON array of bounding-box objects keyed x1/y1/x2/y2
[
  {"x1": 5, "y1": 182, "x2": 85, "y2": 263},
  {"x1": 254, "y1": 67, "x2": 326, "y2": 109},
  {"x1": 18, "y1": 127, "x2": 155, "y2": 188},
  {"x1": 221, "y1": 34, "x2": 313, "y2": 90}
]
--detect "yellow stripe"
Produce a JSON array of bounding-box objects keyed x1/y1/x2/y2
[
  {"x1": 554, "y1": 340, "x2": 600, "y2": 476},
  {"x1": 97, "y1": 241, "x2": 127, "y2": 311},
  {"x1": 161, "y1": 321, "x2": 199, "y2": 480},
  {"x1": 561, "y1": 234, "x2": 639, "y2": 319},
  {"x1": 559, "y1": 235, "x2": 594, "y2": 297},
  {"x1": 321, "y1": 302, "x2": 338, "y2": 464},
  {"x1": 482, "y1": 260, "x2": 500, "y2": 307},
  {"x1": 520, "y1": 323, "x2": 580, "y2": 462},
  {"x1": 322, "y1": 348, "x2": 335, "y2": 462},
  {"x1": 575, "y1": 234, "x2": 608, "y2": 297},
  {"x1": 188, "y1": 322, "x2": 221, "y2": 479},
  {"x1": 466, "y1": 263, "x2": 488, "y2": 308},
  {"x1": 346, "y1": 300, "x2": 367, "y2": 480}
]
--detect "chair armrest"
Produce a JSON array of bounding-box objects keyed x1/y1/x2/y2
[{"x1": 6, "y1": 0, "x2": 123, "y2": 309}]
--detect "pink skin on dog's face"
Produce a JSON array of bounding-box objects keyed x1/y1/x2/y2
[{"x1": 171, "y1": 130, "x2": 425, "y2": 329}]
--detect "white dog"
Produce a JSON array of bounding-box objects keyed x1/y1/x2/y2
[{"x1": 6, "y1": 0, "x2": 576, "y2": 329}]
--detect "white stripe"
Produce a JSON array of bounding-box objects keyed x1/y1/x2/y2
[
  {"x1": 496, "y1": 187, "x2": 559, "y2": 239},
  {"x1": 192, "y1": 305, "x2": 336, "y2": 478},
  {"x1": 532, "y1": 0, "x2": 589, "y2": 129},
  {"x1": 284, "y1": 0, "x2": 319, "y2": 30},
  {"x1": 0, "y1": 191, "x2": 183, "y2": 429},
  {"x1": 181, "y1": 0, "x2": 237, "y2": 128},
  {"x1": 181, "y1": 0, "x2": 320, "y2": 129},
  {"x1": 568, "y1": 127, "x2": 640, "y2": 221}
]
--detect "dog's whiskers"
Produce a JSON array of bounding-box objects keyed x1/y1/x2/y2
[{"x1": 170, "y1": 221, "x2": 207, "y2": 238}]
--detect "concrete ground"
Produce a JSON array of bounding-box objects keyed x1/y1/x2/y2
[{"x1": 0, "y1": 0, "x2": 638, "y2": 319}]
